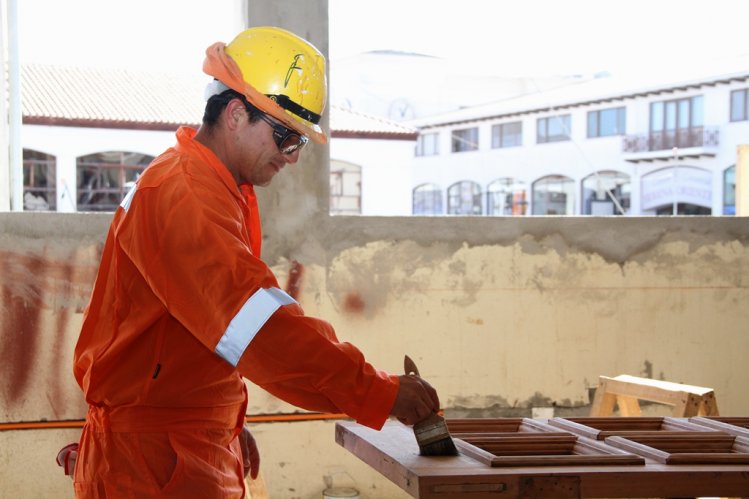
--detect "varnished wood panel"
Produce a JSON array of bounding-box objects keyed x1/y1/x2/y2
[{"x1": 336, "y1": 419, "x2": 749, "y2": 498}]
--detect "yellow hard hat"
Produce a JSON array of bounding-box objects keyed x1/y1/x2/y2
[{"x1": 203, "y1": 26, "x2": 327, "y2": 144}]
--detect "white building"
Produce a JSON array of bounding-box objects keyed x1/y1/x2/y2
[
  {"x1": 329, "y1": 106, "x2": 417, "y2": 215},
  {"x1": 15, "y1": 64, "x2": 416, "y2": 216},
  {"x1": 408, "y1": 60, "x2": 749, "y2": 216}
]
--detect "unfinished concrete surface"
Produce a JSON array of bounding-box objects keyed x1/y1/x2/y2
[{"x1": 2, "y1": 210, "x2": 749, "y2": 498}]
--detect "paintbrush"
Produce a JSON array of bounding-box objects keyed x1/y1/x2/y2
[{"x1": 404, "y1": 355, "x2": 458, "y2": 456}]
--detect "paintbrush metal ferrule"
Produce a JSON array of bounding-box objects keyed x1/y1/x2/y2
[{"x1": 414, "y1": 414, "x2": 449, "y2": 445}]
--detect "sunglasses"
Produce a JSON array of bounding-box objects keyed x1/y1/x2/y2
[{"x1": 254, "y1": 111, "x2": 308, "y2": 155}]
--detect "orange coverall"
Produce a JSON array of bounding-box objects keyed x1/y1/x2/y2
[{"x1": 72, "y1": 126, "x2": 399, "y2": 498}]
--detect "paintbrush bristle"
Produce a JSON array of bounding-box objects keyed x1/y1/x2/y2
[
  {"x1": 419, "y1": 436, "x2": 459, "y2": 456},
  {"x1": 413, "y1": 413, "x2": 459, "y2": 456}
]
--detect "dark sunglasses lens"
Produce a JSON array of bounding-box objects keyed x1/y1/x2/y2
[{"x1": 279, "y1": 134, "x2": 307, "y2": 155}]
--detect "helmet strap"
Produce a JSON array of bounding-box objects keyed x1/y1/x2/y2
[{"x1": 267, "y1": 94, "x2": 321, "y2": 125}]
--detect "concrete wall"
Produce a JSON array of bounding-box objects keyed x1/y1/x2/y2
[{"x1": 2, "y1": 211, "x2": 749, "y2": 498}]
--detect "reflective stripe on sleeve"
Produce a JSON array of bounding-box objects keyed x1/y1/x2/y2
[
  {"x1": 120, "y1": 184, "x2": 137, "y2": 212},
  {"x1": 215, "y1": 287, "x2": 297, "y2": 367}
]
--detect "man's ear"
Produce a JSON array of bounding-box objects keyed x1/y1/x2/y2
[{"x1": 224, "y1": 99, "x2": 246, "y2": 130}]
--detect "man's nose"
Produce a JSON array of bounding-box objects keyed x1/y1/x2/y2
[{"x1": 283, "y1": 149, "x2": 302, "y2": 164}]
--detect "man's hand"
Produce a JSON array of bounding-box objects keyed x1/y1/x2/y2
[
  {"x1": 239, "y1": 426, "x2": 260, "y2": 479},
  {"x1": 390, "y1": 374, "x2": 441, "y2": 425},
  {"x1": 56, "y1": 443, "x2": 79, "y2": 480}
]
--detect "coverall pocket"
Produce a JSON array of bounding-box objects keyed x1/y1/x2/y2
[{"x1": 133, "y1": 432, "x2": 183, "y2": 492}]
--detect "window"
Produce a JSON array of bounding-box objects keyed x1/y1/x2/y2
[
  {"x1": 77, "y1": 151, "x2": 153, "y2": 211},
  {"x1": 587, "y1": 107, "x2": 626, "y2": 138},
  {"x1": 537, "y1": 115, "x2": 571, "y2": 143},
  {"x1": 532, "y1": 175, "x2": 575, "y2": 214},
  {"x1": 451, "y1": 127, "x2": 478, "y2": 153},
  {"x1": 486, "y1": 178, "x2": 527, "y2": 215},
  {"x1": 447, "y1": 181, "x2": 482, "y2": 215},
  {"x1": 416, "y1": 132, "x2": 439, "y2": 156},
  {"x1": 730, "y1": 89, "x2": 748, "y2": 122},
  {"x1": 413, "y1": 183, "x2": 443, "y2": 215},
  {"x1": 491, "y1": 122, "x2": 522, "y2": 148},
  {"x1": 581, "y1": 171, "x2": 631, "y2": 215},
  {"x1": 649, "y1": 95, "x2": 703, "y2": 150},
  {"x1": 641, "y1": 166, "x2": 712, "y2": 215},
  {"x1": 724, "y1": 165, "x2": 736, "y2": 215},
  {"x1": 23, "y1": 149, "x2": 56, "y2": 211},
  {"x1": 330, "y1": 161, "x2": 361, "y2": 215}
]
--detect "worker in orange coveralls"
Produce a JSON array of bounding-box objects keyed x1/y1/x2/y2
[{"x1": 60, "y1": 27, "x2": 441, "y2": 498}]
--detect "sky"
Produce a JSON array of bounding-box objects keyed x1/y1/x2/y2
[{"x1": 13, "y1": 0, "x2": 749, "y2": 78}]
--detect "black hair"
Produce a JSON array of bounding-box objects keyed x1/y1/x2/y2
[{"x1": 202, "y1": 88, "x2": 261, "y2": 127}]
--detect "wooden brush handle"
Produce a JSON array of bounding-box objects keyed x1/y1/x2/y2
[{"x1": 404, "y1": 355, "x2": 420, "y2": 377}]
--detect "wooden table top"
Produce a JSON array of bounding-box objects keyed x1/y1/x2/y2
[{"x1": 335, "y1": 418, "x2": 749, "y2": 498}]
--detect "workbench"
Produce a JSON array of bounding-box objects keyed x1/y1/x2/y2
[{"x1": 335, "y1": 417, "x2": 749, "y2": 498}]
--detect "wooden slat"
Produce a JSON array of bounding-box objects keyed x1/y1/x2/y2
[
  {"x1": 689, "y1": 416, "x2": 749, "y2": 438},
  {"x1": 616, "y1": 395, "x2": 643, "y2": 416},
  {"x1": 589, "y1": 378, "x2": 617, "y2": 416}
]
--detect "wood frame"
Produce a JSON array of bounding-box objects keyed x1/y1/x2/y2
[{"x1": 336, "y1": 419, "x2": 749, "y2": 498}]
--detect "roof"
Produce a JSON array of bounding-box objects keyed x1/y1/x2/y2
[
  {"x1": 22, "y1": 65, "x2": 204, "y2": 129},
  {"x1": 20, "y1": 64, "x2": 415, "y2": 139},
  {"x1": 410, "y1": 55, "x2": 749, "y2": 129},
  {"x1": 329, "y1": 106, "x2": 417, "y2": 139}
]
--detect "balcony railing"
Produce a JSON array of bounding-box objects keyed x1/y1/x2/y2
[{"x1": 623, "y1": 126, "x2": 719, "y2": 153}]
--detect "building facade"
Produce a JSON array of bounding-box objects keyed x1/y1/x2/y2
[
  {"x1": 410, "y1": 67, "x2": 749, "y2": 216},
  {"x1": 16, "y1": 64, "x2": 416, "y2": 216}
]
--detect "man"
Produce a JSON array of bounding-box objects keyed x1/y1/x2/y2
[{"x1": 64, "y1": 26, "x2": 440, "y2": 498}]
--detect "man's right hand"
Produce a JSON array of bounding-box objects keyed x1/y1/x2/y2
[{"x1": 390, "y1": 374, "x2": 441, "y2": 425}]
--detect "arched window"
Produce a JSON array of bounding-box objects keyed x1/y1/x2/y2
[
  {"x1": 447, "y1": 181, "x2": 482, "y2": 215},
  {"x1": 581, "y1": 171, "x2": 631, "y2": 215},
  {"x1": 412, "y1": 183, "x2": 443, "y2": 215},
  {"x1": 330, "y1": 160, "x2": 362, "y2": 215},
  {"x1": 77, "y1": 151, "x2": 153, "y2": 211},
  {"x1": 641, "y1": 166, "x2": 712, "y2": 215},
  {"x1": 532, "y1": 175, "x2": 575, "y2": 215},
  {"x1": 23, "y1": 149, "x2": 56, "y2": 211},
  {"x1": 486, "y1": 178, "x2": 527, "y2": 216},
  {"x1": 724, "y1": 165, "x2": 735, "y2": 215}
]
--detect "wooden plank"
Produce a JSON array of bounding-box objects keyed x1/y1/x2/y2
[
  {"x1": 666, "y1": 453, "x2": 749, "y2": 464},
  {"x1": 550, "y1": 416, "x2": 711, "y2": 440},
  {"x1": 589, "y1": 378, "x2": 616, "y2": 416},
  {"x1": 446, "y1": 418, "x2": 524, "y2": 433},
  {"x1": 605, "y1": 377, "x2": 685, "y2": 406},
  {"x1": 616, "y1": 395, "x2": 642, "y2": 417},
  {"x1": 698, "y1": 391, "x2": 720, "y2": 416},
  {"x1": 674, "y1": 392, "x2": 702, "y2": 417},
  {"x1": 690, "y1": 416, "x2": 749, "y2": 438},
  {"x1": 612, "y1": 374, "x2": 714, "y2": 397}
]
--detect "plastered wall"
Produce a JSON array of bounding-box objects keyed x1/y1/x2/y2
[{"x1": 1, "y1": 211, "x2": 748, "y2": 498}]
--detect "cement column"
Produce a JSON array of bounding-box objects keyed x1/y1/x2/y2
[
  {"x1": 245, "y1": 0, "x2": 330, "y2": 264},
  {"x1": 737, "y1": 144, "x2": 749, "y2": 216}
]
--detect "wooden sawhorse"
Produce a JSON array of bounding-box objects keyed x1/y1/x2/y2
[{"x1": 590, "y1": 374, "x2": 719, "y2": 417}]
